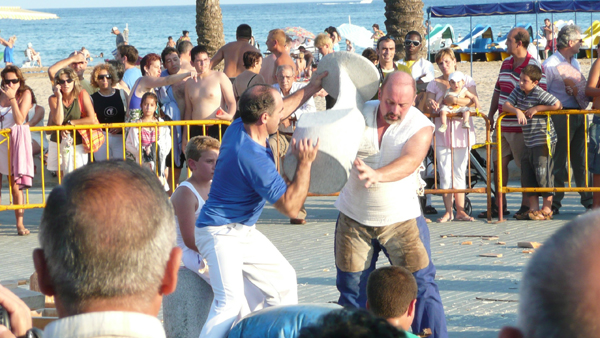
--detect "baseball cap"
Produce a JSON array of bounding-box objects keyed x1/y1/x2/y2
[{"x1": 112, "y1": 26, "x2": 118, "y2": 32}]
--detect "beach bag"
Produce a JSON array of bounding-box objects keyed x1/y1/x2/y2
[{"x1": 76, "y1": 91, "x2": 105, "y2": 153}]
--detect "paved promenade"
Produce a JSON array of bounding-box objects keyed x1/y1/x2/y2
[{"x1": 0, "y1": 185, "x2": 589, "y2": 338}]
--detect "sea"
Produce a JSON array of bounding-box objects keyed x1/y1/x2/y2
[{"x1": 5, "y1": 0, "x2": 599, "y2": 66}]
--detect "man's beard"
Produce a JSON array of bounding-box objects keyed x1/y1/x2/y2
[{"x1": 384, "y1": 112, "x2": 401, "y2": 125}]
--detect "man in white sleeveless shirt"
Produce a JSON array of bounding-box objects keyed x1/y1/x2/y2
[{"x1": 334, "y1": 72, "x2": 448, "y2": 338}]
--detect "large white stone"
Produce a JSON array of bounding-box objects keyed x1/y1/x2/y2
[
  {"x1": 283, "y1": 52, "x2": 379, "y2": 194},
  {"x1": 163, "y1": 267, "x2": 213, "y2": 338}
]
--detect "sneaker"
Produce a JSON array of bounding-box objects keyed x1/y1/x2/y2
[
  {"x1": 438, "y1": 124, "x2": 447, "y2": 133},
  {"x1": 462, "y1": 120, "x2": 470, "y2": 129},
  {"x1": 424, "y1": 205, "x2": 438, "y2": 215}
]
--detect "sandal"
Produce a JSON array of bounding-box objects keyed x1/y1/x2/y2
[
  {"x1": 17, "y1": 228, "x2": 30, "y2": 236},
  {"x1": 513, "y1": 205, "x2": 530, "y2": 219}
]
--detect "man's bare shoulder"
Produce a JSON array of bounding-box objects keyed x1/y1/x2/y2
[{"x1": 276, "y1": 53, "x2": 295, "y2": 66}]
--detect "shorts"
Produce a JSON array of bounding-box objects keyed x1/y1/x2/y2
[
  {"x1": 521, "y1": 145, "x2": 554, "y2": 197},
  {"x1": 189, "y1": 124, "x2": 228, "y2": 141},
  {"x1": 589, "y1": 123, "x2": 600, "y2": 174},
  {"x1": 492, "y1": 130, "x2": 525, "y2": 168},
  {"x1": 545, "y1": 38, "x2": 556, "y2": 51},
  {"x1": 165, "y1": 150, "x2": 185, "y2": 169},
  {"x1": 335, "y1": 213, "x2": 429, "y2": 273},
  {"x1": 47, "y1": 141, "x2": 89, "y2": 173}
]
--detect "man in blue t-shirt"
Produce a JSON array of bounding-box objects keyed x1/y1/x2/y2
[{"x1": 195, "y1": 76, "x2": 325, "y2": 338}]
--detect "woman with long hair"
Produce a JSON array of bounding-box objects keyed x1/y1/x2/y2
[{"x1": 0, "y1": 65, "x2": 33, "y2": 235}]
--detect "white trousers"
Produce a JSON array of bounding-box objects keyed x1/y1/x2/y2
[
  {"x1": 436, "y1": 146, "x2": 470, "y2": 190},
  {"x1": 93, "y1": 132, "x2": 124, "y2": 160},
  {"x1": 195, "y1": 223, "x2": 298, "y2": 338}
]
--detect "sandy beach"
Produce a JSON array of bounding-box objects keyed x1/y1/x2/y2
[{"x1": 19, "y1": 59, "x2": 594, "y2": 146}]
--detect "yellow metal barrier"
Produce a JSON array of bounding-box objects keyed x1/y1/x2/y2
[
  {"x1": 0, "y1": 120, "x2": 230, "y2": 211},
  {"x1": 496, "y1": 110, "x2": 600, "y2": 222}
]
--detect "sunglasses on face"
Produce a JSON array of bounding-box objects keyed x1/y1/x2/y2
[
  {"x1": 3, "y1": 79, "x2": 19, "y2": 84},
  {"x1": 57, "y1": 78, "x2": 74, "y2": 85},
  {"x1": 404, "y1": 39, "x2": 421, "y2": 47},
  {"x1": 98, "y1": 74, "x2": 112, "y2": 80}
]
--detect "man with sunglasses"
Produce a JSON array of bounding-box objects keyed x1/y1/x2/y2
[
  {"x1": 542, "y1": 25, "x2": 591, "y2": 215},
  {"x1": 397, "y1": 31, "x2": 435, "y2": 94},
  {"x1": 48, "y1": 51, "x2": 93, "y2": 95}
]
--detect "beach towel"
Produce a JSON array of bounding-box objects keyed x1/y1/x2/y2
[{"x1": 10, "y1": 124, "x2": 33, "y2": 189}]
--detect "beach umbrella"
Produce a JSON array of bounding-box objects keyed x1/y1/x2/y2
[
  {"x1": 284, "y1": 27, "x2": 315, "y2": 40},
  {"x1": 336, "y1": 23, "x2": 374, "y2": 49},
  {"x1": 0, "y1": 6, "x2": 58, "y2": 20}
]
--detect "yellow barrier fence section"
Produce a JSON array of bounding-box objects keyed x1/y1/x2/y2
[
  {"x1": 0, "y1": 120, "x2": 230, "y2": 211},
  {"x1": 496, "y1": 110, "x2": 600, "y2": 222}
]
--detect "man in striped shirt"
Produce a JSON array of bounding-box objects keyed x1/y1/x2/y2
[{"x1": 485, "y1": 27, "x2": 546, "y2": 218}]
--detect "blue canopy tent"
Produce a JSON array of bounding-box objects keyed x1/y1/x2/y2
[{"x1": 427, "y1": 1, "x2": 600, "y2": 75}]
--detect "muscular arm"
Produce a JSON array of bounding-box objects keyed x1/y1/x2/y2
[
  {"x1": 281, "y1": 72, "x2": 327, "y2": 119},
  {"x1": 210, "y1": 47, "x2": 225, "y2": 70},
  {"x1": 273, "y1": 138, "x2": 319, "y2": 218},
  {"x1": 171, "y1": 188, "x2": 200, "y2": 252},
  {"x1": 355, "y1": 127, "x2": 433, "y2": 188}
]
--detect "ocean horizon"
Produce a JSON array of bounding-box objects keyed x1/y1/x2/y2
[{"x1": 7, "y1": 0, "x2": 599, "y2": 66}]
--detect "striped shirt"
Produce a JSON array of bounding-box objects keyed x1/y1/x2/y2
[
  {"x1": 506, "y1": 86, "x2": 558, "y2": 147},
  {"x1": 494, "y1": 53, "x2": 547, "y2": 133}
]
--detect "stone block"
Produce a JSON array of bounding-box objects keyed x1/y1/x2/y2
[{"x1": 163, "y1": 267, "x2": 214, "y2": 338}]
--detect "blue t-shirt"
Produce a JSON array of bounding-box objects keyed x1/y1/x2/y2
[
  {"x1": 122, "y1": 67, "x2": 142, "y2": 91},
  {"x1": 196, "y1": 118, "x2": 287, "y2": 227}
]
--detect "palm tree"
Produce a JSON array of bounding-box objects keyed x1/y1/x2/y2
[
  {"x1": 196, "y1": 0, "x2": 225, "y2": 58},
  {"x1": 384, "y1": 0, "x2": 426, "y2": 60}
]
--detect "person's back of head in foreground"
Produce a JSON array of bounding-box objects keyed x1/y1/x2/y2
[
  {"x1": 366, "y1": 266, "x2": 417, "y2": 331},
  {"x1": 33, "y1": 160, "x2": 181, "y2": 317},
  {"x1": 297, "y1": 308, "x2": 410, "y2": 338},
  {"x1": 499, "y1": 211, "x2": 600, "y2": 338}
]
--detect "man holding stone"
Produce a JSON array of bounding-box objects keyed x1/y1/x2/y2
[{"x1": 334, "y1": 71, "x2": 447, "y2": 337}]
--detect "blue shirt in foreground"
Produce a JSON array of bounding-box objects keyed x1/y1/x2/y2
[
  {"x1": 196, "y1": 118, "x2": 287, "y2": 227},
  {"x1": 123, "y1": 67, "x2": 142, "y2": 91}
]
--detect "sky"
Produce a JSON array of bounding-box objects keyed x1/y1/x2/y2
[{"x1": 19, "y1": 0, "x2": 346, "y2": 9}]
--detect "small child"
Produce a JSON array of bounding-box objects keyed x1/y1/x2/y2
[
  {"x1": 296, "y1": 52, "x2": 306, "y2": 79},
  {"x1": 126, "y1": 92, "x2": 172, "y2": 190},
  {"x1": 437, "y1": 71, "x2": 479, "y2": 132},
  {"x1": 502, "y1": 64, "x2": 562, "y2": 220}
]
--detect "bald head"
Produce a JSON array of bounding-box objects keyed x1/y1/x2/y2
[
  {"x1": 515, "y1": 211, "x2": 600, "y2": 338},
  {"x1": 382, "y1": 71, "x2": 416, "y2": 96},
  {"x1": 510, "y1": 27, "x2": 530, "y2": 49}
]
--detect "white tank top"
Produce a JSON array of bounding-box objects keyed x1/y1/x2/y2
[
  {"x1": 175, "y1": 181, "x2": 205, "y2": 251},
  {"x1": 335, "y1": 102, "x2": 434, "y2": 226}
]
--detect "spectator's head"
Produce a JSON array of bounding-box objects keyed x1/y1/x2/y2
[
  {"x1": 544, "y1": 18, "x2": 550, "y2": 25},
  {"x1": 117, "y1": 45, "x2": 139, "y2": 66},
  {"x1": 1, "y1": 65, "x2": 27, "y2": 99},
  {"x1": 519, "y1": 64, "x2": 542, "y2": 93},
  {"x1": 140, "y1": 53, "x2": 162, "y2": 77},
  {"x1": 298, "y1": 308, "x2": 410, "y2": 338},
  {"x1": 285, "y1": 35, "x2": 293, "y2": 53},
  {"x1": 266, "y1": 29, "x2": 286, "y2": 53},
  {"x1": 161, "y1": 47, "x2": 180, "y2": 75},
  {"x1": 54, "y1": 67, "x2": 81, "y2": 100},
  {"x1": 90, "y1": 63, "x2": 117, "y2": 89},
  {"x1": 556, "y1": 25, "x2": 582, "y2": 54},
  {"x1": 372, "y1": 23, "x2": 380, "y2": 31},
  {"x1": 33, "y1": 160, "x2": 181, "y2": 317},
  {"x1": 183, "y1": 30, "x2": 190, "y2": 37},
  {"x1": 191, "y1": 45, "x2": 210, "y2": 74},
  {"x1": 362, "y1": 48, "x2": 379, "y2": 66},
  {"x1": 367, "y1": 266, "x2": 417, "y2": 331},
  {"x1": 499, "y1": 212, "x2": 600, "y2": 338},
  {"x1": 178, "y1": 40, "x2": 194, "y2": 61},
  {"x1": 239, "y1": 84, "x2": 280, "y2": 135},
  {"x1": 106, "y1": 60, "x2": 125, "y2": 83},
  {"x1": 185, "y1": 136, "x2": 220, "y2": 182},
  {"x1": 111, "y1": 26, "x2": 119, "y2": 35},
  {"x1": 506, "y1": 27, "x2": 530, "y2": 57},
  {"x1": 379, "y1": 71, "x2": 416, "y2": 123},
  {"x1": 434, "y1": 48, "x2": 458, "y2": 75},
  {"x1": 237, "y1": 24, "x2": 252, "y2": 40},
  {"x1": 68, "y1": 51, "x2": 87, "y2": 78},
  {"x1": 325, "y1": 26, "x2": 340, "y2": 44},
  {"x1": 377, "y1": 36, "x2": 396, "y2": 65},
  {"x1": 276, "y1": 64, "x2": 295, "y2": 94},
  {"x1": 243, "y1": 51, "x2": 262, "y2": 71},
  {"x1": 315, "y1": 33, "x2": 334, "y2": 56},
  {"x1": 404, "y1": 31, "x2": 422, "y2": 60}
]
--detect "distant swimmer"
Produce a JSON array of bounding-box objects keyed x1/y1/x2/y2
[
  {"x1": 210, "y1": 24, "x2": 260, "y2": 81},
  {"x1": 266, "y1": 29, "x2": 296, "y2": 85}
]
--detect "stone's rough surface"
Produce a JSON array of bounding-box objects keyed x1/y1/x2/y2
[
  {"x1": 283, "y1": 52, "x2": 379, "y2": 194},
  {"x1": 283, "y1": 108, "x2": 366, "y2": 194},
  {"x1": 163, "y1": 267, "x2": 214, "y2": 338},
  {"x1": 9, "y1": 287, "x2": 44, "y2": 310}
]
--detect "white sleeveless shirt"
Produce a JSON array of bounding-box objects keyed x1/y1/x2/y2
[
  {"x1": 335, "y1": 102, "x2": 434, "y2": 227},
  {"x1": 175, "y1": 181, "x2": 205, "y2": 251}
]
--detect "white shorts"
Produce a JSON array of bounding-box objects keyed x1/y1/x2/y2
[
  {"x1": 92, "y1": 132, "x2": 125, "y2": 161},
  {"x1": 47, "y1": 141, "x2": 88, "y2": 173},
  {"x1": 436, "y1": 146, "x2": 470, "y2": 190}
]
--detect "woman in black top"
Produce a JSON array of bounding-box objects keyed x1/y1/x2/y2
[{"x1": 90, "y1": 63, "x2": 128, "y2": 160}]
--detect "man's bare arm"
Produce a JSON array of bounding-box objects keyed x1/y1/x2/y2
[
  {"x1": 487, "y1": 89, "x2": 500, "y2": 129},
  {"x1": 219, "y1": 74, "x2": 237, "y2": 120},
  {"x1": 182, "y1": 81, "x2": 194, "y2": 150},
  {"x1": 210, "y1": 47, "x2": 225, "y2": 70},
  {"x1": 48, "y1": 53, "x2": 85, "y2": 82},
  {"x1": 355, "y1": 127, "x2": 432, "y2": 188},
  {"x1": 281, "y1": 72, "x2": 328, "y2": 119}
]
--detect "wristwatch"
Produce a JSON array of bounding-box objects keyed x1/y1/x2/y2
[{"x1": 67, "y1": 120, "x2": 73, "y2": 126}]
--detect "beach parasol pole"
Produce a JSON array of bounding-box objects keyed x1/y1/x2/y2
[
  {"x1": 470, "y1": 16, "x2": 473, "y2": 77},
  {"x1": 427, "y1": 8, "x2": 431, "y2": 62}
]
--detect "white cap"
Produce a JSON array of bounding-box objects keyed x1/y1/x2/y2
[
  {"x1": 27, "y1": 42, "x2": 32, "y2": 48},
  {"x1": 449, "y1": 71, "x2": 466, "y2": 83},
  {"x1": 111, "y1": 26, "x2": 118, "y2": 32}
]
